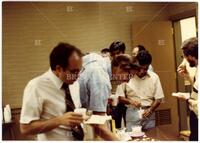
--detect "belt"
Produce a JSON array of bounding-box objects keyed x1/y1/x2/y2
[
  {"x1": 128, "y1": 105, "x2": 150, "y2": 109},
  {"x1": 141, "y1": 106, "x2": 151, "y2": 109}
]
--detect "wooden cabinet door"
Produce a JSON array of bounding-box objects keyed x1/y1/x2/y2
[{"x1": 132, "y1": 21, "x2": 179, "y2": 138}]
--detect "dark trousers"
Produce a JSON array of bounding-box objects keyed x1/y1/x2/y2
[
  {"x1": 189, "y1": 111, "x2": 198, "y2": 141},
  {"x1": 111, "y1": 102, "x2": 127, "y2": 128}
]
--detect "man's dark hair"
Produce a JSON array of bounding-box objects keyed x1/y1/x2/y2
[
  {"x1": 101, "y1": 48, "x2": 110, "y2": 53},
  {"x1": 50, "y1": 42, "x2": 82, "y2": 70},
  {"x1": 136, "y1": 50, "x2": 152, "y2": 66},
  {"x1": 109, "y1": 41, "x2": 126, "y2": 53},
  {"x1": 112, "y1": 54, "x2": 132, "y2": 70},
  {"x1": 182, "y1": 37, "x2": 198, "y2": 59},
  {"x1": 137, "y1": 45, "x2": 146, "y2": 52}
]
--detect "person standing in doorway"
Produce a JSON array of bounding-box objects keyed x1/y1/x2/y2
[{"x1": 176, "y1": 37, "x2": 198, "y2": 141}]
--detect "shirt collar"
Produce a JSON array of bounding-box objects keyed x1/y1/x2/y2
[
  {"x1": 146, "y1": 70, "x2": 151, "y2": 77},
  {"x1": 47, "y1": 68, "x2": 63, "y2": 89},
  {"x1": 82, "y1": 53, "x2": 99, "y2": 67},
  {"x1": 82, "y1": 53, "x2": 112, "y2": 79}
]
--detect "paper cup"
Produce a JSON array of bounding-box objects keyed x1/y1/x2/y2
[
  {"x1": 110, "y1": 94, "x2": 118, "y2": 106},
  {"x1": 74, "y1": 108, "x2": 87, "y2": 118},
  {"x1": 138, "y1": 109, "x2": 144, "y2": 119}
]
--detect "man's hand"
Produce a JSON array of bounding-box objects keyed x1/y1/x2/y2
[
  {"x1": 142, "y1": 108, "x2": 152, "y2": 118},
  {"x1": 130, "y1": 100, "x2": 141, "y2": 108},
  {"x1": 58, "y1": 112, "x2": 84, "y2": 127},
  {"x1": 177, "y1": 65, "x2": 189, "y2": 78},
  {"x1": 20, "y1": 112, "x2": 84, "y2": 135}
]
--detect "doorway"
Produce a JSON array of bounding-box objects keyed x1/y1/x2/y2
[
  {"x1": 132, "y1": 21, "x2": 179, "y2": 138},
  {"x1": 173, "y1": 16, "x2": 197, "y2": 132}
]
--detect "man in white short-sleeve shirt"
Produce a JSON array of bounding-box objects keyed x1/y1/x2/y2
[
  {"x1": 20, "y1": 43, "x2": 84, "y2": 140},
  {"x1": 118, "y1": 51, "x2": 164, "y2": 131}
]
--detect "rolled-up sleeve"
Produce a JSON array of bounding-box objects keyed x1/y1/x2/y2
[
  {"x1": 115, "y1": 83, "x2": 126, "y2": 97},
  {"x1": 20, "y1": 81, "x2": 43, "y2": 124},
  {"x1": 86, "y1": 68, "x2": 111, "y2": 112},
  {"x1": 154, "y1": 76, "x2": 165, "y2": 100}
]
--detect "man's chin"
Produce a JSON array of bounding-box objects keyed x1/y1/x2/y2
[{"x1": 137, "y1": 75, "x2": 145, "y2": 78}]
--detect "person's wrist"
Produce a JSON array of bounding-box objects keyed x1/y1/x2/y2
[
  {"x1": 129, "y1": 100, "x2": 133, "y2": 105},
  {"x1": 148, "y1": 108, "x2": 153, "y2": 113},
  {"x1": 56, "y1": 116, "x2": 63, "y2": 126}
]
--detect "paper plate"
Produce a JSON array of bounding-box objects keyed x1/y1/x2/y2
[{"x1": 127, "y1": 132, "x2": 145, "y2": 137}]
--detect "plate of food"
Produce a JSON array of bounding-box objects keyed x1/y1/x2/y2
[
  {"x1": 127, "y1": 126, "x2": 145, "y2": 137},
  {"x1": 172, "y1": 92, "x2": 190, "y2": 99},
  {"x1": 127, "y1": 131, "x2": 145, "y2": 138}
]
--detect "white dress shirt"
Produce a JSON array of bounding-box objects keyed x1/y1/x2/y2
[
  {"x1": 179, "y1": 58, "x2": 197, "y2": 85},
  {"x1": 189, "y1": 66, "x2": 198, "y2": 117},
  {"x1": 20, "y1": 69, "x2": 81, "y2": 140}
]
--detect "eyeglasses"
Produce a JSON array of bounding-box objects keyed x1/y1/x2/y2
[
  {"x1": 135, "y1": 65, "x2": 148, "y2": 71},
  {"x1": 138, "y1": 66, "x2": 148, "y2": 71},
  {"x1": 63, "y1": 67, "x2": 85, "y2": 81}
]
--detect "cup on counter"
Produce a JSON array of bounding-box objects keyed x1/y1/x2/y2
[
  {"x1": 132, "y1": 126, "x2": 142, "y2": 133},
  {"x1": 3, "y1": 104, "x2": 12, "y2": 123}
]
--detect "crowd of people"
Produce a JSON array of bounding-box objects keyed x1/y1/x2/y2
[{"x1": 19, "y1": 37, "x2": 198, "y2": 141}]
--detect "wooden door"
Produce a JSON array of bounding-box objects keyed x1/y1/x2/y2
[{"x1": 132, "y1": 21, "x2": 179, "y2": 138}]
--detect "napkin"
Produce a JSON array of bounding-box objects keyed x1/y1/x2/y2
[
  {"x1": 84, "y1": 115, "x2": 112, "y2": 124},
  {"x1": 172, "y1": 92, "x2": 190, "y2": 99}
]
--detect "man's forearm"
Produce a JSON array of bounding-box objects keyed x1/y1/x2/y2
[
  {"x1": 94, "y1": 124, "x2": 119, "y2": 141},
  {"x1": 20, "y1": 116, "x2": 61, "y2": 135},
  {"x1": 149, "y1": 99, "x2": 162, "y2": 112},
  {"x1": 118, "y1": 96, "x2": 131, "y2": 105}
]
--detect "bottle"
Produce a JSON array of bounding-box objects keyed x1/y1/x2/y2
[{"x1": 4, "y1": 105, "x2": 12, "y2": 123}]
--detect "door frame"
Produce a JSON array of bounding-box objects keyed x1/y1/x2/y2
[{"x1": 171, "y1": 14, "x2": 197, "y2": 132}]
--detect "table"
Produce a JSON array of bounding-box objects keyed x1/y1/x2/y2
[
  {"x1": 2, "y1": 121, "x2": 16, "y2": 140},
  {"x1": 131, "y1": 134, "x2": 156, "y2": 141}
]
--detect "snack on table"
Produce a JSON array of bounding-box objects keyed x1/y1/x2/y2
[{"x1": 132, "y1": 126, "x2": 142, "y2": 134}]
